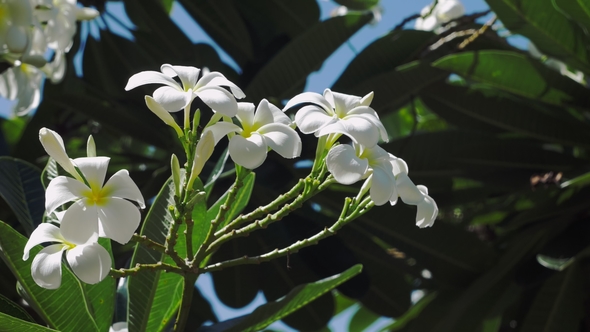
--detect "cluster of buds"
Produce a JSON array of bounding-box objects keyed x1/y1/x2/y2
[{"x1": 0, "y1": 0, "x2": 99, "y2": 116}]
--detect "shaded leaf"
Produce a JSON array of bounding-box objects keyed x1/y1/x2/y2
[
  {"x1": 0, "y1": 293, "x2": 34, "y2": 323},
  {"x1": 0, "y1": 312, "x2": 58, "y2": 332}
]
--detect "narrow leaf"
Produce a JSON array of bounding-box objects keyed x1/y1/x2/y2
[{"x1": 0, "y1": 312, "x2": 58, "y2": 332}]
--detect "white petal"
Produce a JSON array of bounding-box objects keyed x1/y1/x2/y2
[
  {"x1": 45, "y1": 176, "x2": 87, "y2": 215},
  {"x1": 370, "y1": 166, "x2": 396, "y2": 206},
  {"x1": 318, "y1": 117, "x2": 379, "y2": 147},
  {"x1": 66, "y1": 242, "x2": 112, "y2": 284},
  {"x1": 258, "y1": 123, "x2": 302, "y2": 159},
  {"x1": 74, "y1": 157, "x2": 110, "y2": 189},
  {"x1": 267, "y1": 100, "x2": 293, "y2": 127},
  {"x1": 284, "y1": 92, "x2": 333, "y2": 114},
  {"x1": 347, "y1": 107, "x2": 389, "y2": 142},
  {"x1": 98, "y1": 198, "x2": 141, "y2": 244},
  {"x1": 204, "y1": 122, "x2": 241, "y2": 145},
  {"x1": 294, "y1": 105, "x2": 335, "y2": 134},
  {"x1": 192, "y1": 130, "x2": 215, "y2": 178},
  {"x1": 396, "y1": 173, "x2": 425, "y2": 205},
  {"x1": 417, "y1": 185, "x2": 428, "y2": 195},
  {"x1": 360, "y1": 91, "x2": 374, "y2": 106},
  {"x1": 153, "y1": 86, "x2": 193, "y2": 112},
  {"x1": 253, "y1": 99, "x2": 276, "y2": 128},
  {"x1": 31, "y1": 244, "x2": 66, "y2": 289},
  {"x1": 416, "y1": 195, "x2": 438, "y2": 228},
  {"x1": 125, "y1": 71, "x2": 180, "y2": 91},
  {"x1": 229, "y1": 134, "x2": 267, "y2": 169},
  {"x1": 199, "y1": 72, "x2": 245, "y2": 99},
  {"x1": 196, "y1": 86, "x2": 238, "y2": 117},
  {"x1": 110, "y1": 322, "x2": 128, "y2": 332},
  {"x1": 102, "y1": 170, "x2": 145, "y2": 208},
  {"x1": 392, "y1": 158, "x2": 409, "y2": 175},
  {"x1": 236, "y1": 102, "x2": 255, "y2": 127},
  {"x1": 61, "y1": 201, "x2": 99, "y2": 245},
  {"x1": 324, "y1": 89, "x2": 361, "y2": 118},
  {"x1": 326, "y1": 145, "x2": 368, "y2": 185},
  {"x1": 23, "y1": 223, "x2": 63, "y2": 261},
  {"x1": 161, "y1": 64, "x2": 200, "y2": 90},
  {"x1": 75, "y1": 7, "x2": 99, "y2": 20},
  {"x1": 39, "y1": 128, "x2": 78, "y2": 177}
]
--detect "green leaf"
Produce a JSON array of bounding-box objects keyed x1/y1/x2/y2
[
  {"x1": 420, "y1": 83, "x2": 590, "y2": 147},
  {"x1": 0, "y1": 312, "x2": 58, "y2": 332},
  {"x1": 520, "y1": 264, "x2": 585, "y2": 332},
  {"x1": 554, "y1": 0, "x2": 590, "y2": 33},
  {"x1": 84, "y1": 238, "x2": 115, "y2": 332},
  {"x1": 348, "y1": 305, "x2": 381, "y2": 332},
  {"x1": 202, "y1": 264, "x2": 363, "y2": 332},
  {"x1": 40, "y1": 158, "x2": 58, "y2": 190},
  {"x1": 0, "y1": 293, "x2": 34, "y2": 323},
  {"x1": 379, "y1": 293, "x2": 437, "y2": 331},
  {"x1": 333, "y1": 0, "x2": 379, "y2": 10},
  {"x1": 127, "y1": 178, "x2": 176, "y2": 332},
  {"x1": 0, "y1": 157, "x2": 44, "y2": 235},
  {"x1": 432, "y1": 51, "x2": 590, "y2": 107},
  {"x1": 245, "y1": 13, "x2": 372, "y2": 101},
  {"x1": 485, "y1": 0, "x2": 590, "y2": 73},
  {"x1": 158, "y1": 0, "x2": 174, "y2": 13},
  {"x1": 206, "y1": 173, "x2": 256, "y2": 232},
  {"x1": 0, "y1": 221, "x2": 99, "y2": 332}
]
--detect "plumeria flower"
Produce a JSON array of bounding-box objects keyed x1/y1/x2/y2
[
  {"x1": 205, "y1": 99, "x2": 301, "y2": 169},
  {"x1": 46, "y1": 156, "x2": 146, "y2": 244},
  {"x1": 284, "y1": 89, "x2": 388, "y2": 148},
  {"x1": 23, "y1": 223, "x2": 112, "y2": 289},
  {"x1": 0, "y1": 0, "x2": 34, "y2": 57},
  {"x1": 0, "y1": 63, "x2": 43, "y2": 116},
  {"x1": 326, "y1": 143, "x2": 402, "y2": 206},
  {"x1": 394, "y1": 163, "x2": 438, "y2": 228},
  {"x1": 414, "y1": 0, "x2": 465, "y2": 32},
  {"x1": 125, "y1": 64, "x2": 245, "y2": 117}
]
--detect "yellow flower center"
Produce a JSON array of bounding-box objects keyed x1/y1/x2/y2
[{"x1": 82, "y1": 182, "x2": 110, "y2": 206}]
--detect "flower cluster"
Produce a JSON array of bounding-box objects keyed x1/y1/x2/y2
[
  {"x1": 414, "y1": 0, "x2": 465, "y2": 32},
  {"x1": 0, "y1": 0, "x2": 99, "y2": 116},
  {"x1": 23, "y1": 128, "x2": 145, "y2": 289}
]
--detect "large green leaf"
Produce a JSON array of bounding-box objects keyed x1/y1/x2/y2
[
  {"x1": 485, "y1": 0, "x2": 590, "y2": 73},
  {"x1": 421, "y1": 83, "x2": 590, "y2": 147},
  {"x1": 245, "y1": 13, "x2": 372, "y2": 101},
  {"x1": 520, "y1": 264, "x2": 586, "y2": 332},
  {"x1": 127, "y1": 178, "x2": 175, "y2": 332},
  {"x1": 0, "y1": 221, "x2": 99, "y2": 332},
  {"x1": 84, "y1": 238, "x2": 116, "y2": 332},
  {"x1": 201, "y1": 264, "x2": 363, "y2": 332},
  {"x1": 0, "y1": 157, "x2": 44, "y2": 235},
  {"x1": 0, "y1": 312, "x2": 58, "y2": 332},
  {"x1": 554, "y1": 0, "x2": 590, "y2": 32},
  {"x1": 0, "y1": 293, "x2": 34, "y2": 323},
  {"x1": 432, "y1": 51, "x2": 590, "y2": 107}
]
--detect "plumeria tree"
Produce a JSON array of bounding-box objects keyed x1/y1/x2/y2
[{"x1": 1, "y1": 0, "x2": 590, "y2": 331}]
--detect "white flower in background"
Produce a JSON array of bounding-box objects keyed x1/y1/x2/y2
[
  {"x1": 326, "y1": 143, "x2": 402, "y2": 206},
  {"x1": 205, "y1": 99, "x2": 301, "y2": 169},
  {"x1": 33, "y1": 0, "x2": 99, "y2": 54},
  {"x1": 330, "y1": 5, "x2": 383, "y2": 25},
  {"x1": 528, "y1": 42, "x2": 585, "y2": 84},
  {"x1": 0, "y1": 0, "x2": 34, "y2": 57},
  {"x1": 109, "y1": 322, "x2": 129, "y2": 332},
  {"x1": 125, "y1": 64, "x2": 245, "y2": 117},
  {"x1": 0, "y1": 63, "x2": 43, "y2": 116},
  {"x1": 46, "y1": 156, "x2": 146, "y2": 244},
  {"x1": 284, "y1": 89, "x2": 388, "y2": 148},
  {"x1": 395, "y1": 164, "x2": 438, "y2": 228},
  {"x1": 23, "y1": 223, "x2": 111, "y2": 289},
  {"x1": 415, "y1": 0, "x2": 465, "y2": 32}
]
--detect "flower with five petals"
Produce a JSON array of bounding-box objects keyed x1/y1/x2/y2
[
  {"x1": 284, "y1": 89, "x2": 388, "y2": 147},
  {"x1": 125, "y1": 64, "x2": 245, "y2": 117},
  {"x1": 23, "y1": 223, "x2": 111, "y2": 289},
  {"x1": 205, "y1": 99, "x2": 301, "y2": 169}
]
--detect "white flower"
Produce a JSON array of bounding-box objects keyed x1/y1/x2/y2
[
  {"x1": 46, "y1": 156, "x2": 146, "y2": 244},
  {"x1": 284, "y1": 89, "x2": 388, "y2": 148},
  {"x1": 0, "y1": 63, "x2": 42, "y2": 116},
  {"x1": 205, "y1": 99, "x2": 301, "y2": 169},
  {"x1": 23, "y1": 223, "x2": 112, "y2": 289},
  {"x1": 38, "y1": 127, "x2": 80, "y2": 179},
  {"x1": 125, "y1": 64, "x2": 245, "y2": 117},
  {"x1": 415, "y1": 0, "x2": 465, "y2": 31},
  {"x1": 326, "y1": 143, "x2": 402, "y2": 206},
  {"x1": 109, "y1": 322, "x2": 128, "y2": 332},
  {"x1": 395, "y1": 166, "x2": 438, "y2": 228},
  {"x1": 0, "y1": 0, "x2": 34, "y2": 57}
]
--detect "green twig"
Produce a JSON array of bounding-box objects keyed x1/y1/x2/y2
[
  {"x1": 109, "y1": 261, "x2": 184, "y2": 278},
  {"x1": 130, "y1": 233, "x2": 166, "y2": 253}
]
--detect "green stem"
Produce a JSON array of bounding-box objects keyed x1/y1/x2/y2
[
  {"x1": 215, "y1": 178, "x2": 306, "y2": 237},
  {"x1": 130, "y1": 233, "x2": 167, "y2": 253},
  {"x1": 109, "y1": 261, "x2": 184, "y2": 278},
  {"x1": 174, "y1": 274, "x2": 198, "y2": 332},
  {"x1": 201, "y1": 198, "x2": 374, "y2": 273}
]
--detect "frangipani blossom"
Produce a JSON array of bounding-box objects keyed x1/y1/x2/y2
[
  {"x1": 0, "y1": 63, "x2": 42, "y2": 116},
  {"x1": 395, "y1": 169, "x2": 438, "y2": 228},
  {"x1": 415, "y1": 0, "x2": 465, "y2": 31},
  {"x1": 205, "y1": 99, "x2": 301, "y2": 169},
  {"x1": 284, "y1": 89, "x2": 388, "y2": 147},
  {"x1": 326, "y1": 143, "x2": 402, "y2": 206},
  {"x1": 23, "y1": 223, "x2": 111, "y2": 289},
  {"x1": 125, "y1": 64, "x2": 245, "y2": 117},
  {"x1": 46, "y1": 156, "x2": 145, "y2": 244},
  {"x1": 0, "y1": 0, "x2": 34, "y2": 57},
  {"x1": 38, "y1": 127, "x2": 82, "y2": 181}
]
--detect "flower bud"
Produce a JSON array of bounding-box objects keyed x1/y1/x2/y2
[
  {"x1": 87, "y1": 135, "x2": 96, "y2": 157},
  {"x1": 188, "y1": 130, "x2": 215, "y2": 188},
  {"x1": 38, "y1": 128, "x2": 80, "y2": 180},
  {"x1": 145, "y1": 96, "x2": 184, "y2": 138},
  {"x1": 170, "y1": 154, "x2": 181, "y2": 197}
]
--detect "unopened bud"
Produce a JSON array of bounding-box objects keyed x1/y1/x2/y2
[
  {"x1": 145, "y1": 96, "x2": 184, "y2": 138},
  {"x1": 38, "y1": 127, "x2": 80, "y2": 180},
  {"x1": 87, "y1": 135, "x2": 96, "y2": 157},
  {"x1": 187, "y1": 130, "x2": 215, "y2": 188},
  {"x1": 170, "y1": 154, "x2": 181, "y2": 198}
]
